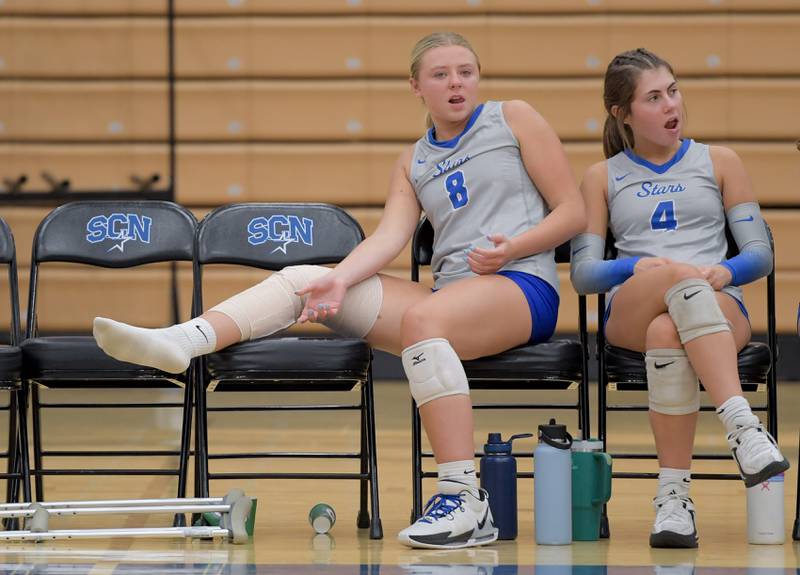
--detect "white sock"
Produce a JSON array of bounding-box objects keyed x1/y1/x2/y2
[
  {"x1": 93, "y1": 316, "x2": 217, "y2": 374},
  {"x1": 717, "y1": 395, "x2": 758, "y2": 434},
  {"x1": 437, "y1": 459, "x2": 478, "y2": 495},
  {"x1": 657, "y1": 467, "x2": 691, "y2": 498}
]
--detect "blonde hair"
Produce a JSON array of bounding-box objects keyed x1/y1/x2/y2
[
  {"x1": 409, "y1": 32, "x2": 481, "y2": 129},
  {"x1": 602, "y1": 48, "x2": 677, "y2": 158}
]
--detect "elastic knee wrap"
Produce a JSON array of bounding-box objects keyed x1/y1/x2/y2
[
  {"x1": 401, "y1": 338, "x2": 469, "y2": 407},
  {"x1": 646, "y1": 348, "x2": 700, "y2": 415},
  {"x1": 322, "y1": 274, "x2": 383, "y2": 338},
  {"x1": 210, "y1": 265, "x2": 383, "y2": 340},
  {"x1": 664, "y1": 278, "x2": 730, "y2": 344}
]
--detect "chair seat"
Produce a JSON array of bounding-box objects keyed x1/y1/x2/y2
[
  {"x1": 206, "y1": 336, "x2": 371, "y2": 391},
  {"x1": 463, "y1": 339, "x2": 583, "y2": 387},
  {"x1": 0, "y1": 346, "x2": 22, "y2": 386},
  {"x1": 21, "y1": 336, "x2": 183, "y2": 387},
  {"x1": 606, "y1": 342, "x2": 771, "y2": 390}
]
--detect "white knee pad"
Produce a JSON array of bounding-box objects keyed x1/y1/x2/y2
[
  {"x1": 664, "y1": 278, "x2": 730, "y2": 344},
  {"x1": 210, "y1": 265, "x2": 383, "y2": 340},
  {"x1": 402, "y1": 338, "x2": 470, "y2": 407},
  {"x1": 646, "y1": 348, "x2": 700, "y2": 415}
]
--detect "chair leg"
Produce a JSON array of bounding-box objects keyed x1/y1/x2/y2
[
  {"x1": 16, "y1": 385, "x2": 31, "y2": 504},
  {"x1": 5, "y1": 391, "x2": 18, "y2": 504},
  {"x1": 194, "y1": 362, "x2": 210, "y2": 499},
  {"x1": 173, "y1": 367, "x2": 194, "y2": 527},
  {"x1": 793, "y1": 429, "x2": 800, "y2": 540},
  {"x1": 30, "y1": 384, "x2": 44, "y2": 501},
  {"x1": 598, "y1": 332, "x2": 610, "y2": 538},
  {"x1": 2, "y1": 391, "x2": 19, "y2": 530},
  {"x1": 364, "y1": 371, "x2": 382, "y2": 540},
  {"x1": 177, "y1": 368, "x2": 193, "y2": 499},
  {"x1": 357, "y1": 384, "x2": 370, "y2": 529},
  {"x1": 411, "y1": 399, "x2": 423, "y2": 521}
]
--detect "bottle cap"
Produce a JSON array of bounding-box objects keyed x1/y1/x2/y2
[
  {"x1": 483, "y1": 432, "x2": 533, "y2": 454},
  {"x1": 571, "y1": 439, "x2": 604, "y2": 452},
  {"x1": 538, "y1": 418, "x2": 573, "y2": 449}
]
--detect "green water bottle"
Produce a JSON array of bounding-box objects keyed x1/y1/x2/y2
[{"x1": 571, "y1": 439, "x2": 612, "y2": 541}]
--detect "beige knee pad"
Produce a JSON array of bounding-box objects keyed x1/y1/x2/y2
[
  {"x1": 402, "y1": 338, "x2": 470, "y2": 407},
  {"x1": 664, "y1": 278, "x2": 730, "y2": 344},
  {"x1": 322, "y1": 274, "x2": 383, "y2": 338},
  {"x1": 210, "y1": 265, "x2": 383, "y2": 340},
  {"x1": 646, "y1": 348, "x2": 700, "y2": 415}
]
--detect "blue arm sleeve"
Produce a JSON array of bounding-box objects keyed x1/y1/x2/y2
[
  {"x1": 569, "y1": 233, "x2": 640, "y2": 295},
  {"x1": 720, "y1": 202, "x2": 773, "y2": 287}
]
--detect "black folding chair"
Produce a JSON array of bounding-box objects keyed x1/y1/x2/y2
[
  {"x1": 20, "y1": 201, "x2": 197, "y2": 508},
  {"x1": 410, "y1": 218, "x2": 590, "y2": 519},
  {"x1": 0, "y1": 216, "x2": 31, "y2": 510},
  {"x1": 194, "y1": 203, "x2": 382, "y2": 539},
  {"x1": 597, "y1": 224, "x2": 777, "y2": 536}
]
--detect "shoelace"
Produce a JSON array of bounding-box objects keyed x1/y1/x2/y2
[
  {"x1": 419, "y1": 493, "x2": 464, "y2": 523},
  {"x1": 653, "y1": 493, "x2": 692, "y2": 527},
  {"x1": 728, "y1": 423, "x2": 777, "y2": 461}
]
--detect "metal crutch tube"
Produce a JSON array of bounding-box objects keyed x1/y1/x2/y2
[{"x1": 1, "y1": 489, "x2": 253, "y2": 544}]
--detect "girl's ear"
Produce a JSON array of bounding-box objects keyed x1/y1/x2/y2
[{"x1": 409, "y1": 77, "x2": 421, "y2": 97}]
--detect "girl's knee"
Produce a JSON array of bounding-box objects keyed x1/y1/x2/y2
[
  {"x1": 400, "y1": 303, "x2": 447, "y2": 349},
  {"x1": 646, "y1": 314, "x2": 682, "y2": 350},
  {"x1": 664, "y1": 263, "x2": 704, "y2": 286}
]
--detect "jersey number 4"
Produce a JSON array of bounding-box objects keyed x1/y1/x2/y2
[
  {"x1": 650, "y1": 200, "x2": 678, "y2": 231},
  {"x1": 445, "y1": 170, "x2": 469, "y2": 209}
]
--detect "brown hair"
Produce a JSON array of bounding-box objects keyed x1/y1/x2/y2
[
  {"x1": 409, "y1": 32, "x2": 481, "y2": 129},
  {"x1": 602, "y1": 48, "x2": 676, "y2": 158}
]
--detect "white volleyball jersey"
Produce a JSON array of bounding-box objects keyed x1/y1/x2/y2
[
  {"x1": 409, "y1": 100, "x2": 558, "y2": 292},
  {"x1": 607, "y1": 139, "x2": 741, "y2": 302}
]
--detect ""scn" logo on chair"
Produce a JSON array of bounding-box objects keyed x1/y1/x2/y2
[
  {"x1": 247, "y1": 215, "x2": 314, "y2": 254},
  {"x1": 86, "y1": 213, "x2": 153, "y2": 252}
]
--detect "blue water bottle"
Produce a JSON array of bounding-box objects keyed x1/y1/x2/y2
[
  {"x1": 480, "y1": 432, "x2": 533, "y2": 540},
  {"x1": 534, "y1": 418, "x2": 574, "y2": 545}
]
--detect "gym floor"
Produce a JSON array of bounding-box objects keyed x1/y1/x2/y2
[{"x1": 0, "y1": 379, "x2": 797, "y2": 573}]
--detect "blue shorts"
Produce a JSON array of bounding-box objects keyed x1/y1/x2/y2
[
  {"x1": 603, "y1": 292, "x2": 749, "y2": 332},
  {"x1": 497, "y1": 271, "x2": 560, "y2": 344}
]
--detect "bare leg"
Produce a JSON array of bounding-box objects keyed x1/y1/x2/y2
[
  {"x1": 203, "y1": 311, "x2": 241, "y2": 350},
  {"x1": 400, "y1": 274, "x2": 532, "y2": 464},
  {"x1": 645, "y1": 298, "x2": 750, "y2": 468}
]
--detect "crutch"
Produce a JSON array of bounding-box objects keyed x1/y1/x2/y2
[{"x1": 0, "y1": 489, "x2": 253, "y2": 544}]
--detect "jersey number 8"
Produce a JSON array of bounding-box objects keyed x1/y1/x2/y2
[{"x1": 445, "y1": 170, "x2": 469, "y2": 209}]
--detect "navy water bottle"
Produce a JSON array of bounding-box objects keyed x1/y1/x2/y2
[{"x1": 480, "y1": 432, "x2": 533, "y2": 540}]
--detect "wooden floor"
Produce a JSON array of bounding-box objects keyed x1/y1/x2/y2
[{"x1": 0, "y1": 379, "x2": 798, "y2": 572}]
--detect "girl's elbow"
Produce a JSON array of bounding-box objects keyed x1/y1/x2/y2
[{"x1": 570, "y1": 204, "x2": 588, "y2": 235}]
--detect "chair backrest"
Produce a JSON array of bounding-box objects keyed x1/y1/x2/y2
[
  {"x1": 26, "y1": 201, "x2": 196, "y2": 337},
  {"x1": 411, "y1": 217, "x2": 571, "y2": 270},
  {"x1": 32, "y1": 201, "x2": 196, "y2": 267},
  {"x1": 0, "y1": 217, "x2": 21, "y2": 345},
  {"x1": 196, "y1": 203, "x2": 364, "y2": 269},
  {"x1": 0, "y1": 217, "x2": 14, "y2": 266}
]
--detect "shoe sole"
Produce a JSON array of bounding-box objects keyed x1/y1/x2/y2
[
  {"x1": 399, "y1": 529, "x2": 499, "y2": 550},
  {"x1": 740, "y1": 458, "x2": 790, "y2": 488},
  {"x1": 649, "y1": 530, "x2": 698, "y2": 548}
]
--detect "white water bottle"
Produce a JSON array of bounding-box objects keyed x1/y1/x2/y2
[{"x1": 746, "y1": 473, "x2": 785, "y2": 544}]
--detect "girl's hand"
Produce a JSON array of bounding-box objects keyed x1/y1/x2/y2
[
  {"x1": 295, "y1": 274, "x2": 348, "y2": 323},
  {"x1": 698, "y1": 264, "x2": 733, "y2": 290},
  {"x1": 467, "y1": 234, "x2": 515, "y2": 275}
]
